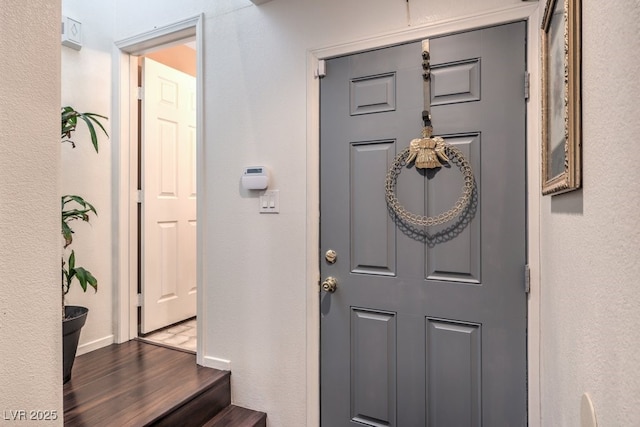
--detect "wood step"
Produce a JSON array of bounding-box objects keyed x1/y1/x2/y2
[
  {"x1": 64, "y1": 340, "x2": 230, "y2": 426},
  {"x1": 202, "y1": 405, "x2": 267, "y2": 427}
]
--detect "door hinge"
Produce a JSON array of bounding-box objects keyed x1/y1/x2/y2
[
  {"x1": 137, "y1": 293, "x2": 142, "y2": 307},
  {"x1": 524, "y1": 72, "x2": 530, "y2": 100},
  {"x1": 524, "y1": 264, "x2": 531, "y2": 294},
  {"x1": 137, "y1": 189, "x2": 143, "y2": 204},
  {"x1": 137, "y1": 86, "x2": 143, "y2": 100},
  {"x1": 315, "y1": 59, "x2": 326, "y2": 79}
]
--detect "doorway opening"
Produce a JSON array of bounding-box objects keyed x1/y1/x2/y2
[
  {"x1": 136, "y1": 41, "x2": 198, "y2": 352},
  {"x1": 114, "y1": 15, "x2": 205, "y2": 362}
]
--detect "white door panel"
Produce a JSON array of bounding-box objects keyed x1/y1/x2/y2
[{"x1": 141, "y1": 58, "x2": 196, "y2": 333}]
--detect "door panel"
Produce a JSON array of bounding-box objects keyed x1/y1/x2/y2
[
  {"x1": 425, "y1": 133, "x2": 481, "y2": 283},
  {"x1": 426, "y1": 318, "x2": 481, "y2": 427},
  {"x1": 350, "y1": 74, "x2": 397, "y2": 115},
  {"x1": 430, "y1": 59, "x2": 481, "y2": 105},
  {"x1": 350, "y1": 141, "x2": 397, "y2": 276},
  {"x1": 141, "y1": 58, "x2": 197, "y2": 333},
  {"x1": 350, "y1": 308, "x2": 397, "y2": 426},
  {"x1": 320, "y1": 22, "x2": 527, "y2": 426}
]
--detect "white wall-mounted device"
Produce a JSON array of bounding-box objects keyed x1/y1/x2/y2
[
  {"x1": 61, "y1": 16, "x2": 82, "y2": 51},
  {"x1": 241, "y1": 166, "x2": 269, "y2": 190}
]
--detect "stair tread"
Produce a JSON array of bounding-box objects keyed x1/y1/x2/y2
[
  {"x1": 63, "y1": 340, "x2": 230, "y2": 427},
  {"x1": 202, "y1": 405, "x2": 267, "y2": 427}
]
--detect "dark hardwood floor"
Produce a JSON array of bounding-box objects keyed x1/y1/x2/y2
[
  {"x1": 203, "y1": 406, "x2": 266, "y2": 427},
  {"x1": 63, "y1": 340, "x2": 230, "y2": 426}
]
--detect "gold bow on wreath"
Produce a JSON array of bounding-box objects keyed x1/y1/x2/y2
[{"x1": 406, "y1": 126, "x2": 449, "y2": 169}]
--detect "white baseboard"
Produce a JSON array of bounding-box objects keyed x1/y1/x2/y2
[
  {"x1": 202, "y1": 355, "x2": 231, "y2": 371},
  {"x1": 76, "y1": 335, "x2": 114, "y2": 356}
]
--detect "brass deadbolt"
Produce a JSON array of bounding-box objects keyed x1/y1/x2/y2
[{"x1": 325, "y1": 249, "x2": 337, "y2": 264}]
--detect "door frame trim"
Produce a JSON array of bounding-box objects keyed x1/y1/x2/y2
[
  {"x1": 111, "y1": 14, "x2": 207, "y2": 365},
  {"x1": 305, "y1": 4, "x2": 541, "y2": 426}
]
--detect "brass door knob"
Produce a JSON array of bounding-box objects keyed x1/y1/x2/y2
[{"x1": 321, "y1": 276, "x2": 338, "y2": 293}]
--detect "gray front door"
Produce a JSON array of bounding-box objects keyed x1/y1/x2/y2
[{"x1": 320, "y1": 22, "x2": 527, "y2": 426}]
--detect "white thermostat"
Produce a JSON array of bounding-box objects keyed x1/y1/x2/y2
[{"x1": 241, "y1": 166, "x2": 269, "y2": 190}]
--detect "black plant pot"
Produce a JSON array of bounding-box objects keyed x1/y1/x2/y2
[{"x1": 63, "y1": 306, "x2": 88, "y2": 384}]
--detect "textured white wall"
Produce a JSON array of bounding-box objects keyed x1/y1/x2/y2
[
  {"x1": 0, "y1": 1, "x2": 63, "y2": 423},
  {"x1": 112, "y1": 1, "x2": 523, "y2": 425},
  {"x1": 539, "y1": 0, "x2": 640, "y2": 425},
  {"x1": 63, "y1": 0, "x2": 640, "y2": 425},
  {"x1": 61, "y1": 0, "x2": 115, "y2": 354}
]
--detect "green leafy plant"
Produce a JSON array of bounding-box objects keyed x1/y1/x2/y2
[
  {"x1": 62, "y1": 195, "x2": 98, "y2": 295},
  {"x1": 61, "y1": 106, "x2": 108, "y2": 152},
  {"x1": 60, "y1": 107, "x2": 108, "y2": 310}
]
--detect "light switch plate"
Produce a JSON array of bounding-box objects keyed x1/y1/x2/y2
[{"x1": 259, "y1": 190, "x2": 279, "y2": 214}]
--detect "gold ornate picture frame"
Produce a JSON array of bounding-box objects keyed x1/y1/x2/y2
[{"x1": 541, "y1": 0, "x2": 582, "y2": 195}]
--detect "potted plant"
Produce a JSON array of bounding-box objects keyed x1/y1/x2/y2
[{"x1": 61, "y1": 106, "x2": 108, "y2": 383}]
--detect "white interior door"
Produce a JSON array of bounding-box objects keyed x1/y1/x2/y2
[{"x1": 141, "y1": 57, "x2": 197, "y2": 334}]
